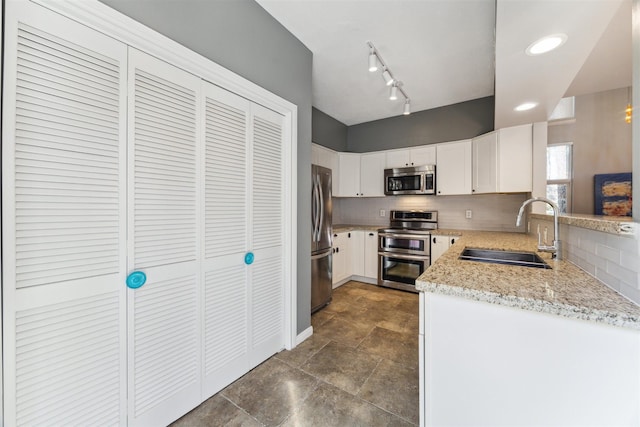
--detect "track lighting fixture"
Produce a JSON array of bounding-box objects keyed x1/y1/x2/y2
[
  {"x1": 368, "y1": 50, "x2": 378, "y2": 72},
  {"x1": 366, "y1": 41, "x2": 411, "y2": 115},
  {"x1": 382, "y1": 68, "x2": 394, "y2": 86},
  {"x1": 389, "y1": 83, "x2": 398, "y2": 100}
]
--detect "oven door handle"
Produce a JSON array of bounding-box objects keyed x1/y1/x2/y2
[
  {"x1": 378, "y1": 252, "x2": 430, "y2": 261},
  {"x1": 379, "y1": 233, "x2": 431, "y2": 240}
]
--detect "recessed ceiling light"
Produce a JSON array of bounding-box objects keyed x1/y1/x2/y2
[
  {"x1": 526, "y1": 34, "x2": 567, "y2": 56},
  {"x1": 515, "y1": 102, "x2": 538, "y2": 112}
]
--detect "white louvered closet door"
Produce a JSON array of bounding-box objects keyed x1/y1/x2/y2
[
  {"x1": 249, "y1": 104, "x2": 286, "y2": 367},
  {"x1": 127, "y1": 49, "x2": 202, "y2": 427},
  {"x1": 201, "y1": 83, "x2": 251, "y2": 397},
  {"x1": 2, "y1": 3, "x2": 128, "y2": 426}
]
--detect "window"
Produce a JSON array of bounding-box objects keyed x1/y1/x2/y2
[{"x1": 546, "y1": 143, "x2": 573, "y2": 213}]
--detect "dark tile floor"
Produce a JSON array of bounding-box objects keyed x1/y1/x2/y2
[{"x1": 172, "y1": 281, "x2": 419, "y2": 426}]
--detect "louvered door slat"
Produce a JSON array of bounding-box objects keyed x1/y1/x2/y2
[{"x1": 3, "y1": 4, "x2": 127, "y2": 425}]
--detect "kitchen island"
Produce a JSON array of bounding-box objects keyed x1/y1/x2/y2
[{"x1": 416, "y1": 230, "x2": 640, "y2": 426}]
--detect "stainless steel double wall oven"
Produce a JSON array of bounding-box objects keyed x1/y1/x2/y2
[{"x1": 378, "y1": 210, "x2": 438, "y2": 292}]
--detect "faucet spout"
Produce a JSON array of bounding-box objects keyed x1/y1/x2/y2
[{"x1": 516, "y1": 197, "x2": 562, "y2": 260}]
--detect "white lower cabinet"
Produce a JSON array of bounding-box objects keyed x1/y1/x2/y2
[
  {"x1": 2, "y1": 3, "x2": 290, "y2": 426},
  {"x1": 430, "y1": 235, "x2": 460, "y2": 264},
  {"x1": 364, "y1": 231, "x2": 379, "y2": 279},
  {"x1": 332, "y1": 230, "x2": 379, "y2": 286},
  {"x1": 332, "y1": 232, "x2": 349, "y2": 285}
]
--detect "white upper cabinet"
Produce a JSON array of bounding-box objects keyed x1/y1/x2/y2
[
  {"x1": 359, "y1": 152, "x2": 386, "y2": 197},
  {"x1": 386, "y1": 145, "x2": 437, "y2": 169},
  {"x1": 472, "y1": 124, "x2": 532, "y2": 194},
  {"x1": 311, "y1": 143, "x2": 339, "y2": 173},
  {"x1": 336, "y1": 153, "x2": 361, "y2": 197},
  {"x1": 336, "y1": 152, "x2": 385, "y2": 197},
  {"x1": 498, "y1": 124, "x2": 533, "y2": 193},
  {"x1": 472, "y1": 131, "x2": 498, "y2": 194},
  {"x1": 436, "y1": 139, "x2": 472, "y2": 195}
]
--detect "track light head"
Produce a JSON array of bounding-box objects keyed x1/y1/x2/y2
[
  {"x1": 403, "y1": 100, "x2": 411, "y2": 115},
  {"x1": 368, "y1": 52, "x2": 378, "y2": 72},
  {"x1": 389, "y1": 84, "x2": 398, "y2": 101},
  {"x1": 382, "y1": 68, "x2": 394, "y2": 86}
]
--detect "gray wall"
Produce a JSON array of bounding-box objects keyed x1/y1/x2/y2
[
  {"x1": 100, "y1": 0, "x2": 313, "y2": 334},
  {"x1": 347, "y1": 96, "x2": 495, "y2": 153},
  {"x1": 312, "y1": 107, "x2": 347, "y2": 152},
  {"x1": 548, "y1": 87, "x2": 632, "y2": 214}
]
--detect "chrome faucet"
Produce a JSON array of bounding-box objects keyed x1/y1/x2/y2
[{"x1": 516, "y1": 197, "x2": 562, "y2": 260}]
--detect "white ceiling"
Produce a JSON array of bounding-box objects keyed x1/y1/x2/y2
[{"x1": 256, "y1": 0, "x2": 631, "y2": 128}]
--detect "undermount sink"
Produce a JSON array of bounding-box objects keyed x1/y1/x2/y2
[{"x1": 459, "y1": 247, "x2": 551, "y2": 269}]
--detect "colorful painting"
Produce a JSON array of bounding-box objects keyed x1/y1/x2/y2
[{"x1": 594, "y1": 173, "x2": 632, "y2": 216}]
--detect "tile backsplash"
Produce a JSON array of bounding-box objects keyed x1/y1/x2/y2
[
  {"x1": 333, "y1": 193, "x2": 529, "y2": 231},
  {"x1": 530, "y1": 217, "x2": 640, "y2": 305}
]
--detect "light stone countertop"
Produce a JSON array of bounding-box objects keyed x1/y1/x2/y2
[
  {"x1": 530, "y1": 213, "x2": 636, "y2": 236},
  {"x1": 332, "y1": 224, "x2": 383, "y2": 233},
  {"x1": 416, "y1": 230, "x2": 640, "y2": 330}
]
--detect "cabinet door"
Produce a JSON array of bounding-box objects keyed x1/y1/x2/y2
[
  {"x1": 472, "y1": 131, "x2": 498, "y2": 194},
  {"x1": 430, "y1": 236, "x2": 451, "y2": 264},
  {"x1": 386, "y1": 149, "x2": 412, "y2": 168},
  {"x1": 360, "y1": 152, "x2": 386, "y2": 197},
  {"x1": 332, "y1": 232, "x2": 347, "y2": 285},
  {"x1": 337, "y1": 153, "x2": 361, "y2": 197},
  {"x1": 364, "y1": 232, "x2": 379, "y2": 279},
  {"x1": 411, "y1": 146, "x2": 437, "y2": 166},
  {"x1": 498, "y1": 124, "x2": 532, "y2": 193},
  {"x1": 128, "y1": 49, "x2": 202, "y2": 426},
  {"x1": 2, "y1": 3, "x2": 128, "y2": 425},
  {"x1": 436, "y1": 140, "x2": 472, "y2": 195},
  {"x1": 349, "y1": 231, "x2": 365, "y2": 277}
]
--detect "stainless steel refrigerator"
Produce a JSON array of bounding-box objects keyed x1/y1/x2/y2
[{"x1": 311, "y1": 164, "x2": 332, "y2": 313}]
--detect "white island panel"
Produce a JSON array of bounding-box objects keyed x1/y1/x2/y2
[{"x1": 420, "y1": 292, "x2": 640, "y2": 426}]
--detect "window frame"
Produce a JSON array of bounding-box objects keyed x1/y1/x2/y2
[{"x1": 546, "y1": 142, "x2": 573, "y2": 214}]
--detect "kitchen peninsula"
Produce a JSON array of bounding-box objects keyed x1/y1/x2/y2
[{"x1": 416, "y1": 223, "x2": 640, "y2": 426}]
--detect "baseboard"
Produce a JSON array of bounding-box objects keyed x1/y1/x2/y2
[
  {"x1": 295, "y1": 326, "x2": 313, "y2": 346},
  {"x1": 332, "y1": 275, "x2": 378, "y2": 289},
  {"x1": 350, "y1": 276, "x2": 378, "y2": 285}
]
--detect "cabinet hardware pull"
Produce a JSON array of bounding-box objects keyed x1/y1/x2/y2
[
  {"x1": 369, "y1": 233, "x2": 374, "y2": 236},
  {"x1": 433, "y1": 237, "x2": 436, "y2": 244}
]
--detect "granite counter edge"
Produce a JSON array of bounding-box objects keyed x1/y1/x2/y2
[{"x1": 416, "y1": 280, "x2": 640, "y2": 331}]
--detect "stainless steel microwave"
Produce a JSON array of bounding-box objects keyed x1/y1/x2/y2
[{"x1": 384, "y1": 165, "x2": 436, "y2": 195}]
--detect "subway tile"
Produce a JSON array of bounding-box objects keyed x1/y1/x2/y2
[
  {"x1": 595, "y1": 267, "x2": 621, "y2": 292},
  {"x1": 595, "y1": 243, "x2": 621, "y2": 263},
  {"x1": 606, "y1": 234, "x2": 639, "y2": 255},
  {"x1": 620, "y1": 251, "x2": 640, "y2": 273},
  {"x1": 619, "y1": 282, "x2": 640, "y2": 305},
  {"x1": 606, "y1": 261, "x2": 638, "y2": 285},
  {"x1": 568, "y1": 255, "x2": 595, "y2": 277}
]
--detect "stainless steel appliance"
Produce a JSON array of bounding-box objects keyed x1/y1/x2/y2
[
  {"x1": 311, "y1": 164, "x2": 333, "y2": 312},
  {"x1": 378, "y1": 210, "x2": 438, "y2": 292},
  {"x1": 384, "y1": 165, "x2": 436, "y2": 196}
]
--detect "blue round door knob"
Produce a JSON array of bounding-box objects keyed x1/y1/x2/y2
[
  {"x1": 244, "y1": 252, "x2": 254, "y2": 265},
  {"x1": 126, "y1": 271, "x2": 147, "y2": 289}
]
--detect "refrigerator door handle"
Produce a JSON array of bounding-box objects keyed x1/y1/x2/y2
[
  {"x1": 318, "y1": 176, "x2": 324, "y2": 242},
  {"x1": 313, "y1": 176, "x2": 321, "y2": 242},
  {"x1": 311, "y1": 178, "x2": 317, "y2": 243}
]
